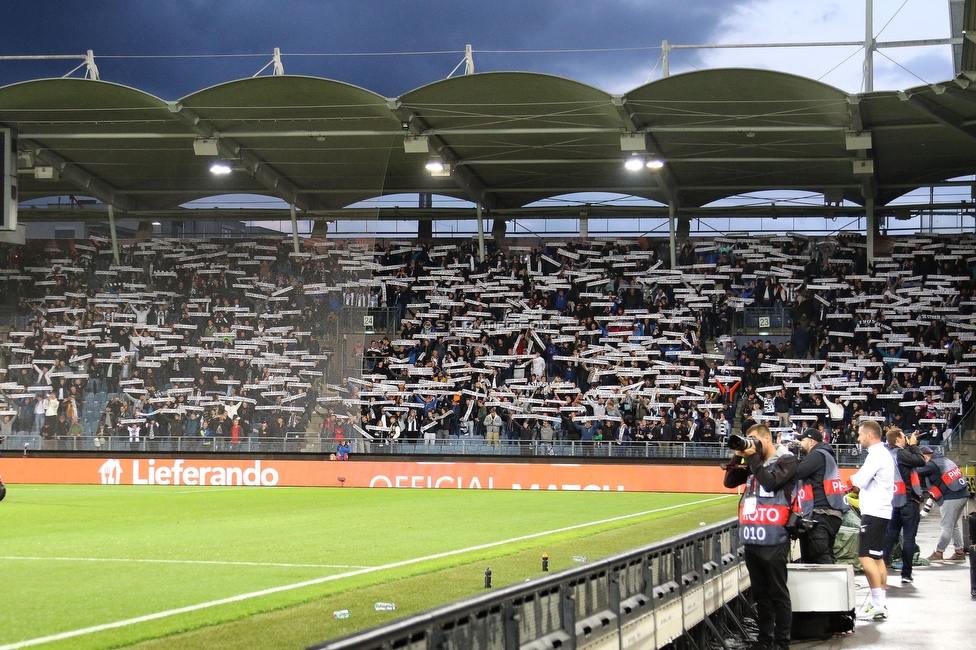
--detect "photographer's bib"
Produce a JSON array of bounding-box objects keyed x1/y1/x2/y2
[{"x1": 738, "y1": 475, "x2": 790, "y2": 546}]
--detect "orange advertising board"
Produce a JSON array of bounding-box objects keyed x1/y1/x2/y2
[{"x1": 0, "y1": 457, "x2": 857, "y2": 493}]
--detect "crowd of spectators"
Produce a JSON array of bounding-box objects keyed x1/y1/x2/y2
[{"x1": 1, "y1": 231, "x2": 975, "y2": 456}]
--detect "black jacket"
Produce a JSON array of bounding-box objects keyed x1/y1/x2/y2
[
  {"x1": 724, "y1": 445, "x2": 798, "y2": 499},
  {"x1": 892, "y1": 444, "x2": 926, "y2": 502},
  {"x1": 795, "y1": 441, "x2": 837, "y2": 509}
]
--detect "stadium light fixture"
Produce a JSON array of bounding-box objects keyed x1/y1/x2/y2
[
  {"x1": 646, "y1": 159, "x2": 665, "y2": 170},
  {"x1": 209, "y1": 162, "x2": 233, "y2": 175},
  {"x1": 426, "y1": 158, "x2": 451, "y2": 177},
  {"x1": 403, "y1": 135, "x2": 429, "y2": 154},
  {"x1": 192, "y1": 138, "x2": 220, "y2": 156},
  {"x1": 624, "y1": 155, "x2": 645, "y2": 172}
]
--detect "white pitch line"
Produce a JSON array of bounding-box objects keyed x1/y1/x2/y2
[
  {"x1": 0, "y1": 494, "x2": 733, "y2": 650},
  {"x1": 0, "y1": 557, "x2": 370, "y2": 570}
]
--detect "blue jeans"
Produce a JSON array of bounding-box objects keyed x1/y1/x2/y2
[{"x1": 883, "y1": 500, "x2": 920, "y2": 579}]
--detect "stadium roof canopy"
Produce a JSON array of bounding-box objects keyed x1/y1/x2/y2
[{"x1": 6, "y1": 63, "x2": 976, "y2": 224}]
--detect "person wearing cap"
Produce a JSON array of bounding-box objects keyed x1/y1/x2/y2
[
  {"x1": 849, "y1": 419, "x2": 895, "y2": 621},
  {"x1": 881, "y1": 427, "x2": 926, "y2": 583},
  {"x1": 917, "y1": 446, "x2": 969, "y2": 562},
  {"x1": 723, "y1": 424, "x2": 797, "y2": 650},
  {"x1": 794, "y1": 428, "x2": 849, "y2": 564}
]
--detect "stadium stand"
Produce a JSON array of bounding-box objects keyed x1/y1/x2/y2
[{"x1": 0, "y1": 232, "x2": 974, "y2": 463}]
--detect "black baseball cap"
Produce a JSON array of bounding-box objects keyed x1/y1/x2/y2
[{"x1": 796, "y1": 428, "x2": 823, "y2": 443}]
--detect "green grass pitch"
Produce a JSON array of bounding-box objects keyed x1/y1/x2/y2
[{"x1": 0, "y1": 485, "x2": 738, "y2": 650}]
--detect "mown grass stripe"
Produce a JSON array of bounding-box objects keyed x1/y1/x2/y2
[
  {"x1": 0, "y1": 494, "x2": 732, "y2": 650},
  {"x1": 0, "y1": 557, "x2": 370, "y2": 569}
]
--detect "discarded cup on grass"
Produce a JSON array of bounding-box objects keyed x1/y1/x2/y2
[
  {"x1": 572, "y1": 555, "x2": 588, "y2": 563},
  {"x1": 374, "y1": 602, "x2": 397, "y2": 611},
  {"x1": 333, "y1": 609, "x2": 350, "y2": 619}
]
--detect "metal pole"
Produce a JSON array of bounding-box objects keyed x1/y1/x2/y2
[
  {"x1": 668, "y1": 202, "x2": 677, "y2": 268},
  {"x1": 580, "y1": 214, "x2": 588, "y2": 240},
  {"x1": 272, "y1": 47, "x2": 284, "y2": 75},
  {"x1": 107, "y1": 204, "x2": 120, "y2": 264},
  {"x1": 477, "y1": 202, "x2": 485, "y2": 262},
  {"x1": 662, "y1": 40, "x2": 670, "y2": 77},
  {"x1": 865, "y1": 195, "x2": 875, "y2": 268},
  {"x1": 290, "y1": 203, "x2": 300, "y2": 254},
  {"x1": 864, "y1": 0, "x2": 874, "y2": 92}
]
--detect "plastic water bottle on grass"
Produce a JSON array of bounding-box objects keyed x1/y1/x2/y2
[
  {"x1": 374, "y1": 602, "x2": 397, "y2": 611},
  {"x1": 333, "y1": 609, "x2": 350, "y2": 619}
]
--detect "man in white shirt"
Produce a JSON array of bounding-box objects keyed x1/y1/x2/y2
[
  {"x1": 44, "y1": 393, "x2": 60, "y2": 424},
  {"x1": 849, "y1": 419, "x2": 895, "y2": 621},
  {"x1": 530, "y1": 351, "x2": 546, "y2": 381}
]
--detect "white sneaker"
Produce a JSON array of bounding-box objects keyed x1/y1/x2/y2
[{"x1": 858, "y1": 602, "x2": 888, "y2": 621}]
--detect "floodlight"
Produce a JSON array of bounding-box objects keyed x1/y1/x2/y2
[
  {"x1": 624, "y1": 156, "x2": 645, "y2": 171},
  {"x1": 210, "y1": 162, "x2": 233, "y2": 175},
  {"x1": 425, "y1": 159, "x2": 445, "y2": 172},
  {"x1": 646, "y1": 159, "x2": 665, "y2": 170}
]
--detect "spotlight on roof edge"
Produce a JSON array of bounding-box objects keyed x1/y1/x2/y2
[
  {"x1": 624, "y1": 156, "x2": 645, "y2": 171},
  {"x1": 425, "y1": 159, "x2": 445, "y2": 172},
  {"x1": 209, "y1": 162, "x2": 233, "y2": 175},
  {"x1": 646, "y1": 159, "x2": 665, "y2": 169}
]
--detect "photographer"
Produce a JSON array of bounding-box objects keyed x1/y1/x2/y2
[
  {"x1": 917, "y1": 446, "x2": 969, "y2": 562},
  {"x1": 794, "y1": 428, "x2": 849, "y2": 563},
  {"x1": 724, "y1": 424, "x2": 798, "y2": 650},
  {"x1": 881, "y1": 427, "x2": 925, "y2": 583}
]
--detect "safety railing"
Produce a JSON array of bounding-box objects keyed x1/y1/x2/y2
[
  {"x1": 0, "y1": 433, "x2": 870, "y2": 467},
  {"x1": 309, "y1": 517, "x2": 748, "y2": 650},
  {"x1": 0, "y1": 433, "x2": 310, "y2": 454}
]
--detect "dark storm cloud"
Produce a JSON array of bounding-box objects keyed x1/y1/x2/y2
[{"x1": 0, "y1": 0, "x2": 742, "y2": 99}]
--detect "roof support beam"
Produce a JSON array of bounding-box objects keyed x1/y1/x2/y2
[
  {"x1": 390, "y1": 99, "x2": 498, "y2": 210},
  {"x1": 846, "y1": 94, "x2": 875, "y2": 207},
  {"x1": 611, "y1": 95, "x2": 641, "y2": 133},
  {"x1": 16, "y1": 125, "x2": 846, "y2": 139},
  {"x1": 940, "y1": 83, "x2": 976, "y2": 104},
  {"x1": 899, "y1": 91, "x2": 976, "y2": 140},
  {"x1": 18, "y1": 138, "x2": 139, "y2": 212},
  {"x1": 457, "y1": 156, "x2": 853, "y2": 165},
  {"x1": 166, "y1": 102, "x2": 320, "y2": 211}
]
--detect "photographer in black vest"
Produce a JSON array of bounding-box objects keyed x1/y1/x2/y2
[
  {"x1": 724, "y1": 424, "x2": 798, "y2": 650},
  {"x1": 794, "y1": 428, "x2": 850, "y2": 563}
]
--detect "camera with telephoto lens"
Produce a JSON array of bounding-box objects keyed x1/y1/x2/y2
[{"x1": 727, "y1": 434, "x2": 762, "y2": 455}]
